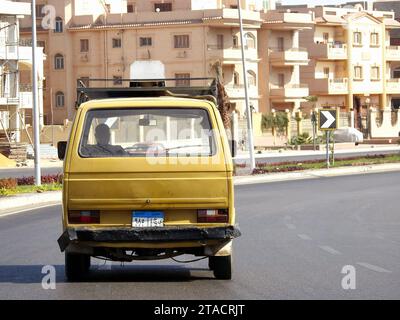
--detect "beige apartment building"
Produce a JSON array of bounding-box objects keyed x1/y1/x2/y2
[
  {"x1": 299, "y1": 5, "x2": 400, "y2": 130},
  {"x1": 17, "y1": 0, "x2": 280, "y2": 125}
]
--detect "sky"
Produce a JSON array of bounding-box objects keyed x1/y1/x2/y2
[{"x1": 282, "y1": 0, "x2": 347, "y2": 6}]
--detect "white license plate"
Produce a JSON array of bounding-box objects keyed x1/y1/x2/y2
[{"x1": 132, "y1": 211, "x2": 164, "y2": 227}]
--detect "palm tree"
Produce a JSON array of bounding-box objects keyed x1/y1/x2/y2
[{"x1": 211, "y1": 60, "x2": 231, "y2": 129}]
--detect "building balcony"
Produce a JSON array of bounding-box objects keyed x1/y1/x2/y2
[
  {"x1": 261, "y1": 11, "x2": 314, "y2": 29},
  {"x1": 207, "y1": 45, "x2": 258, "y2": 63},
  {"x1": 19, "y1": 84, "x2": 33, "y2": 109},
  {"x1": 269, "y1": 84, "x2": 309, "y2": 100},
  {"x1": 386, "y1": 46, "x2": 400, "y2": 61},
  {"x1": 308, "y1": 78, "x2": 348, "y2": 95},
  {"x1": 225, "y1": 84, "x2": 259, "y2": 99},
  {"x1": 0, "y1": 42, "x2": 19, "y2": 60},
  {"x1": 386, "y1": 78, "x2": 400, "y2": 94},
  {"x1": 269, "y1": 47, "x2": 309, "y2": 66},
  {"x1": 310, "y1": 43, "x2": 347, "y2": 60}
]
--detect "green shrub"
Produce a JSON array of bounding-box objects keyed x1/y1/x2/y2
[
  {"x1": 289, "y1": 133, "x2": 313, "y2": 145},
  {"x1": 262, "y1": 112, "x2": 289, "y2": 134}
]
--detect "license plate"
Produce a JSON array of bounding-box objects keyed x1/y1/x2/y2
[{"x1": 132, "y1": 211, "x2": 164, "y2": 228}]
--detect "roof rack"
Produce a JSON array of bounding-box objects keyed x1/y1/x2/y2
[{"x1": 76, "y1": 77, "x2": 218, "y2": 108}]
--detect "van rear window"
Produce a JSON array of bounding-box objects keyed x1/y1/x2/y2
[{"x1": 79, "y1": 108, "x2": 216, "y2": 158}]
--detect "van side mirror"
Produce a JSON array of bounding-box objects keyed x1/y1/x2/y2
[
  {"x1": 57, "y1": 141, "x2": 67, "y2": 160},
  {"x1": 228, "y1": 139, "x2": 237, "y2": 158}
]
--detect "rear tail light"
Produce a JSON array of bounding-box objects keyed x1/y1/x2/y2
[
  {"x1": 68, "y1": 210, "x2": 100, "y2": 224},
  {"x1": 197, "y1": 209, "x2": 228, "y2": 223}
]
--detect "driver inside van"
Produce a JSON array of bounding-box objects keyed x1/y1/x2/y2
[{"x1": 82, "y1": 123, "x2": 126, "y2": 157}]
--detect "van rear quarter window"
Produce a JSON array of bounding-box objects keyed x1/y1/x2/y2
[{"x1": 78, "y1": 107, "x2": 217, "y2": 158}]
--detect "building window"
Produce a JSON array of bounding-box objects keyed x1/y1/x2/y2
[
  {"x1": 54, "y1": 54, "x2": 64, "y2": 70},
  {"x1": 113, "y1": 76, "x2": 122, "y2": 85},
  {"x1": 174, "y1": 35, "x2": 190, "y2": 49},
  {"x1": 217, "y1": 34, "x2": 224, "y2": 50},
  {"x1": 323, "y1": 67, "x2": 330, "y2": 78},
  {"x1": 112, "y1": 38, "x2": 122, "y2": 48},
  {"x1": 154, "y1": 2, "x2": 172, "y2": 12},
  {"x1": 245, "y1": 33, "x2": 256, "y2": 49},
  {"x1": 55, "y1": 17, "x2": 63, "y2": 33},
  {"x1": 55, "y1": 91, "x2": 65, "y2": 107},
  {"x1": 140, "y1": 37, "x2": 152, "y2": 47},
  {"x1": 370, "y1": 33, "x2": 379, "y2": 46},
  {"x1": 80, "y1": 39, "x2": 89, "y2": 52},
  {"x1": 353, "y1": 32, "x2": 362, "y2": 45},
  {"x1": 277, "y1": 37, "x2": 284, "y2": 51},
  {"x1": 354, "y1": 66, "x2": 363, "y2": 79},
  {"x1": 234, "y1": 72, "x2": 240, "y2": 86},
  {"x1": 323, "y1": 33, "x2": 329, "y2": 44},
  {"x1": 127, "y1": 3, "x2": 135, "y2": 13},
  {"x1": 233, "y1": 35, "x2": 239, "y2": 48},
  {"x1": 371, "y1": 66, "x2": 380, "y2": 80},
  {"x1": 247, "y1": 70, "x2": 256, "y2": 87},
  {"x1": 175, "y1": 73, "x2": 190, "y2": 87}
]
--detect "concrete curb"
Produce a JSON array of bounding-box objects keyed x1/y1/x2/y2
[
  {"x1": 1, "y1": 162, "x2": 400, "y2": 214},
  {"x1": 234, "y1": 162, "x2": 400, "y2": 185},
  {"x1": 0, "y1": 191, "x2": 61, "y2": 215}
]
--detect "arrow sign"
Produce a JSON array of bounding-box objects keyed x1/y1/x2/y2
[{"x1": 319, "y1": 109, "x2": 338, "y2": 130}]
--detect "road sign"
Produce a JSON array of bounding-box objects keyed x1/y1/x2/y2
[{"x1": 319, "y1": 109, "x2": 338, "y2": 131}]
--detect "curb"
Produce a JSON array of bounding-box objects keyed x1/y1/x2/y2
[
  {"x1": 0, "y1": 191, "x2": 62, "y2": 216},
  {"x1": 1, "y1": 162, "x2": 400, "y2": 214},
  {"x1": 234, "y1": 162, "x2": 400, "y2": 185}
]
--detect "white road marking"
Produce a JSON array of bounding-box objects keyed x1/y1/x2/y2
[
  {"x1": 0, "y1": 203, "x2": 59, "y2": 218},
  {"x1": 297, "y1": 234, "x2": 312, "y2": 240},
  {"x1": 284, "y1": 215, "x2": 292, "y2": 221},
  {"x1": 318, "y1": 245, "x2": 341, "y2": 255},
  {"x1": 285, "y1": 223, "x2": 296, "y2": 230},
  {"x1": 357, "y1": 262, "x2": 392, "y2": 273}
]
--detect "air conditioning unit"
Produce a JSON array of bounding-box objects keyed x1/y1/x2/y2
[
  {"x1": 80, "y1": 53, "x2": 89, "y2": 62},
  {"x1": 177, "y1": 51, "x2": 187, "y2": 58}
]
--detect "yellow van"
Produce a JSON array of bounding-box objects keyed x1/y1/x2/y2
[{"x1": 57, "y1": 80, "x2": 240, "y2": 281}]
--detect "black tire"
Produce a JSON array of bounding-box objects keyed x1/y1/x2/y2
[
  {"x1": 211, "y1": 255, "x2": 232, "y2": 280},
  {"x1": 65, "y1": 252, "x2": 90, "y2": 281},
  {"x1": 208, "y1": 257, "x2": 215, "y2": 270}
]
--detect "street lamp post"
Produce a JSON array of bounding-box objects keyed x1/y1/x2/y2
[
  {"x1": 31, "y1": 0, "x2": 41, "y2": 185},
  {"x1": 237, "y1": 0, "x2": 255, "y2": 172}
]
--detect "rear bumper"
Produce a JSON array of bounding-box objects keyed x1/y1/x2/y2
[{"x1": 58, "y1": 225, "x2": 241, "y2": 252}]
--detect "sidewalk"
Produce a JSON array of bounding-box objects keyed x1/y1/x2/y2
[{"x1": 1, "y1": 162, "x2": 400, "y2": 215}]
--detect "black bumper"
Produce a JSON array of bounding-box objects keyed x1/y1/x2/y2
[{"x1": 58, "y1": 225, "x2": 241, "y2": 252}]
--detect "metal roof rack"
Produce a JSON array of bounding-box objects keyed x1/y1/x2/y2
[{"x1": 76, "y1": 77, "x2": 218, "y2": 108}]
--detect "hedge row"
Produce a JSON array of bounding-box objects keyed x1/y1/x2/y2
[{"x1": 0, "y1": 174, "x2": 63, "y2": 189}]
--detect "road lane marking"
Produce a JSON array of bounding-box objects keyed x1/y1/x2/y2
[
  {"x1": 297, "y1": 234, "x2": 312, "y2": 240},
  {"x1": 357, "y1": 262, "x2": 392, "y2": 273},
  {"x1": 0, "y1": 203, "x2": 60, "y2": 218},
  {"x1": 318, "y1": 245, "x2": 341, "y2": 255},
  {"x1": 284, "y1": 215, "x2": 292, "y2": 221},
  {"x1": 285, "y1": 223, "x2": 296, "y2": 230}
]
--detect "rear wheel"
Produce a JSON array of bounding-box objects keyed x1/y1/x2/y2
[
  {"x1": 65, "y1": 252, "x2": 90, "y2": 281},
  {"x1": 208, "y1": 257, "x2": 215, "y2": 270},
  {"x1": 210, "y1": 255, "x2": 232, "y2": 280}
]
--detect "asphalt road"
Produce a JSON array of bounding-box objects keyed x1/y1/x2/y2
[
  {"x1": 0, "y1": 171, "x2": 399, "y2": 299},
  {"x1": 0, "y1": 166, "x2": 62, "y2": 179}
]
